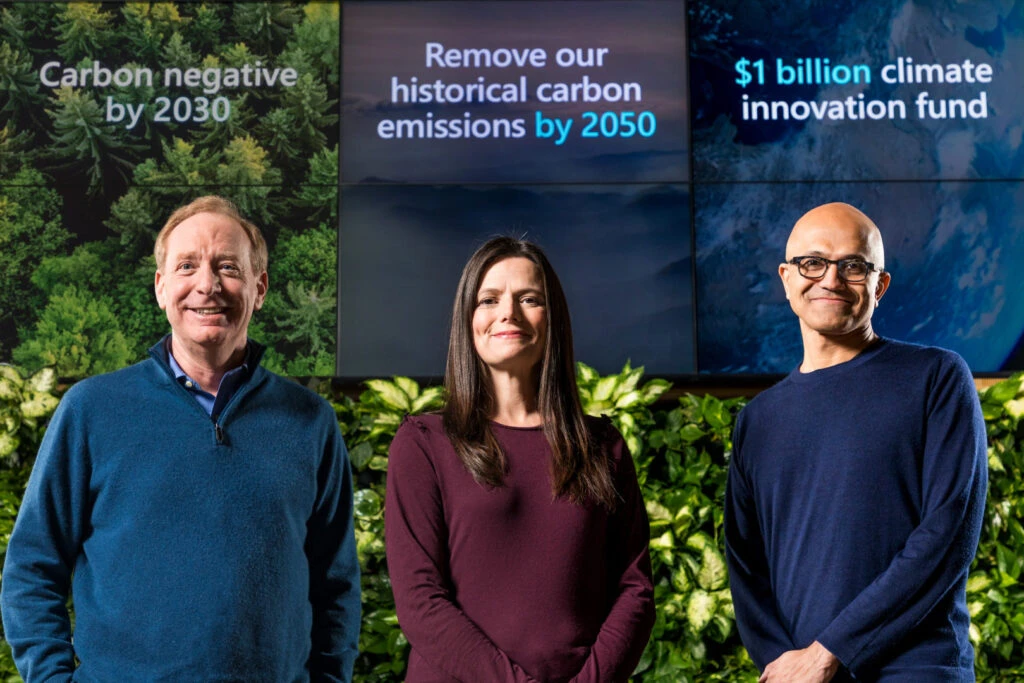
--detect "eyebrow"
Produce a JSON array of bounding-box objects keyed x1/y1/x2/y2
[
  {"x1": 802, "y1": 250, "x2": 869, "y2": 260},
  {"x1": 173, "y1": 251, "x2": 243, "y2": 262},
  {"x1": 476, "y1": 287, "x2": 544, "y2": 296}
]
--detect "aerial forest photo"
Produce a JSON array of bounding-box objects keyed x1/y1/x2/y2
[{"x1": 0, "y1": 2, "x2": 340, "y2": 377}]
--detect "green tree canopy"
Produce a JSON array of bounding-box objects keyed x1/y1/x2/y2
[
  {"x1": 113, "y1": 255, "x2": 170, "y2": 357},
  {"x1": 180, "y1": 3, "x2": 226, "y2": 55},
  {"x1": 105, "y1": 187, "x2": 161, "y2": 258},
  {"x1": 295, "y1": 146, "x2": 338, "y2": 223},
  {"x1": 47, "y1": 85, "x2": 142, "y2": 194},
  {"x1": 13, "y1": 286, "x2": 134, "y2": 378},
  {"x1": 120, "y1": 2, "x2": 186, "y2": 64},
  {"x1": 56, "y1": 3, "x2": 115, "y2": 64},
  {"x1": 0, "y1": 169, "x2": 71, "y2": 358},
  {"x1": 282, "y1": 2, "x2": 340, "y2": 86},
  {"x1": 280, "y1": 72, "x2": 337, "y2": 154},
  {"x1": 0, "y1": 41, "x2": 47, "y2": 128},
  {"x1": 232, "y1": 3, "x2": 302, "y2": 55},
  {"x1": 0, "y1": 123, "x2": 37, "y2": 177},
  {"x1": 31, "y1": 245, "x2": 108, "y2": 297}
]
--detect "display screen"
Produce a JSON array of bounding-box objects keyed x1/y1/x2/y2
[{"x1": 1, "y1": 1, "x2": 1021, "y2": 378}]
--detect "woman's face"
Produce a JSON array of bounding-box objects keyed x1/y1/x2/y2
[{"x1": 472, "y1": 257, "x2": 548, "y2": 377}]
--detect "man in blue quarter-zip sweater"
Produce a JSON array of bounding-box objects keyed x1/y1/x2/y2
[
  {"x1": 1, "y1": 196, "x2": 361, "y2": 682},
  {"x1": 725, "y1": 203, "x2": 987, "y2": 682}
]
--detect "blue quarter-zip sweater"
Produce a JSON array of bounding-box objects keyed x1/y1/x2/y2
[{"x1": 1, "y1": 339, "x2": 361, "y2": 682}]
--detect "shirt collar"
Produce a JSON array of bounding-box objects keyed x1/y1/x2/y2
[{"x1": 165, "y1": 339, "x2": 252, "y2": 389}]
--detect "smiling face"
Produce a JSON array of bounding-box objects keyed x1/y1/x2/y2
[
  {"x1": 472, "y1": 256, "x2": 548, "y2": 377},
  {"x1": 779, "y1": 203, "x2": 890, "y2": 342},
  {"x1": 154, "y1": 211, "x2": 267, "y2": 359}
]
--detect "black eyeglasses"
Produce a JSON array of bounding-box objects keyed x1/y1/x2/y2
[{"x1": 787, "y1": 256, "x2": 880, "y2": 283}]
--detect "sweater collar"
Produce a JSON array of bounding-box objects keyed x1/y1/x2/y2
[{"x1": 148, "y1": 334, "x2": 266, "y2": 382}]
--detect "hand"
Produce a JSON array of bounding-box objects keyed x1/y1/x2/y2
[{"x1": 759, "y1": 641, "x2": 840, "y2": 683}]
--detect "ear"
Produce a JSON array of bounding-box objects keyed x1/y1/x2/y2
[
  {"x1": 874, "y1": 270, "x2": 891, "y2": 303},
  {"x1": 253, "y1": 271, "x2": 268, "y2": 311},
  {"x1": 778, "y1": 263, "x2": 791, "y2": 299},
  {"x1": 154, "y1": 269, "x2": 167, "y2": 310}
]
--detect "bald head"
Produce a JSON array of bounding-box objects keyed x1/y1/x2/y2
[{"x1": 786, "y1": 202, "x2": 885, "y2": 270}]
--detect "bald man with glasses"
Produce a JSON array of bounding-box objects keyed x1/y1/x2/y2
[{"x1": 725, "y1": 202, "x2": 987, "y2": 682}]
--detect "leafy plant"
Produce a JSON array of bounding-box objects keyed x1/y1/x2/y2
[
  {"x1": 332, "y1": 376, "x2": 444, "y2": 682},
  {"x1": 576, "y1": 360, "x2": 670, "y2": 470},
  {"x1": 12, "y1": 286, "x2": 133, "y2": 379},
  {"x1": 0, "y1": 364, "x2": 61, "y2": 681},
  {"x1": 2, "y1": 366, "x2": 1024, "y2": 682},
  {"x1": 636, "y1": 393, "x2": 755, "y2": 681},
  {"x1": 969, "y1": 373, "x2": 1024, "y2": 679}
]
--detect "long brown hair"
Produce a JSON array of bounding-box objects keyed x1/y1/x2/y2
[{"x1": 442, "y1": 236, "x2": 616, "y2": 509}]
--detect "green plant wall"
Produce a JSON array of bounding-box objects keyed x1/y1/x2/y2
[{"x1": 1, "y1": 364, "x2": 1023, "y2": 681}]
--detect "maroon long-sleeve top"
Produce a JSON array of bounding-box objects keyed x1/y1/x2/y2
[{"x1": 385, "y1": 414, "x2": 654, "y2": 683}]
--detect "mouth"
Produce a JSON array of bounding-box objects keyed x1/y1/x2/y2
[
  {"x1": 189, "y1": 307, "x2": 229, "y2": 316},
  {"x1": 493, "y1": 331, "x2": 527, "y2": 339}
]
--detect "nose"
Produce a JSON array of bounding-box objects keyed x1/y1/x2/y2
[
  {"x1": 498, "y1": 294, "x2": 519, "y2": 321},
  {"x1": 818, "y1": 262, "x2": 844, "y2": 288},
  {"x1": 196, "y1": 263, "x2": 222, "y2": 294}
]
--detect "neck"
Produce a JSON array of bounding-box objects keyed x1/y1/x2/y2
[
  {"x1": 169, "y1": 336, "x2": 246, "y2": 395},
  {"x1": 487, "y1": 369, "x2": 542, "y2": 427},
  {"x1": 798, "y1": 324, "x2": 878, "y2": 373}
]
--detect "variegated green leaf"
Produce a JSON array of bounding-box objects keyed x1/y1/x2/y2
[
  {"x1": 0, "y1": 365, "x2": 22, "y2": 384},
  {"x1": 1006, "y1": 397, "x2": 1024, "y2": 419},
  {"x1": 364, "y1": 379, "x2": 411, "y2": 412},
  {"x1": 640, "y1": 378, "x2": 671, "y2": 403},
  {"x1": 686, "y1": 589, "x2": 718, "y2": 633},
  {"x1": 20, "y1": 391, "x2": 60, "y2": 419},
  {"x1": 0, "y1": 378, "x2": 19, "y2": 401},
  {"x1": 967, "y1": 573, "x2": 992, "y2": 594},
  {"x1": 393, "y1": 376, "x2": 419, "y2": 400},
  {"x1": 0, "y1": 431, "x2": 19, "y2": 459},
  {"x1": 697, "y1": 546, "x2": 728, "y2": 591},
  {"x1": 591, "y1": 375, "x2": 620, "y2": 403},
  {"x1": 27, "y1": 367, "x2": 57, "y2": 393},
  {"x1": 576, "y1": 362, "x2": 598, "y2": 385},
  {"x1": 672, "y1": 566, "x2": 692, "y2": 594},
  {"x1": 650, "y1": 530, "x2": 674, "y2": 551},
  {"x1": 614, "y1": 390, "x2": 643, "y2": 409},
  {"x1": 372, "y1": 412, "x2": 403, "y2": 427},
  {"x1": 617, "y1": 366, "x2": 644, "y2": 397},
  {"x1": 646, "y1": 500, "x2": 671, "y2": 522},
  {"x1": 686, "y1": 531, "x2": 713, "y2": 552},
  {"x1": 410, "y1": 386, "x2": 444, "y2": 414}
]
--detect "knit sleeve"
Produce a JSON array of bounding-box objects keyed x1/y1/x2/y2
[
  {"x1": 569, "y1": 426, "x2": 655, "y2": 683},
  {"x1": 0, "y1": 390, "x2": 90, "y2": 683},
  {"x1": 306, "y1": 406, "x2": 362, "y2": 682},
  {"x1": 384, "y1": 418, "x2": 538, "y2": 683},
  {"x1": 724, "y1": 410, "x2": 797, "y2": 670},
  {"x1": 815, "y1": 354, "x2": 987, "y2": 676}
]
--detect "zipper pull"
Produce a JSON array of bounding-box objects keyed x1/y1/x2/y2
[{"x1": 215, "y1": 423, "x2": 224, "y2": 444}]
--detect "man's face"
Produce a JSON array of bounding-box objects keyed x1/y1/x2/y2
[
  {"x1": 155, "y1": 212, "x2": 267, "y2": 356},
  {"x1": 778, "y1": 206, "x2": 890, "y2": 339}
]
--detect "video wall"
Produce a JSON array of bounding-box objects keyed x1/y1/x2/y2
[{"x1": 1, "y1": 1, "x2": 1021, "y2": 379}]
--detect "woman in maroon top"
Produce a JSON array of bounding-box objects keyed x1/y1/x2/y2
[{"x1": 385, "y1": 237, "x2": 655, "y2": 682}]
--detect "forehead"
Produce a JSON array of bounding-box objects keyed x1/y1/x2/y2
[
  {"x1": 165, "y1": 212, "x2": 249, "y2": 254},
  {"x1": 478, "y1": 256, "x2": 542, "y2": 288},
  {"x1": 787, "y1": 211, "x2": 879, "y2": 260}
]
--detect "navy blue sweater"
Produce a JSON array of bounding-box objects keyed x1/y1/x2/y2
[
  {"x1": 1, "y1": 341, "x2": 361, "y2": 682},
  {"x1": 725, "y1": 339, "x2": 987, "y2": 681}
]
